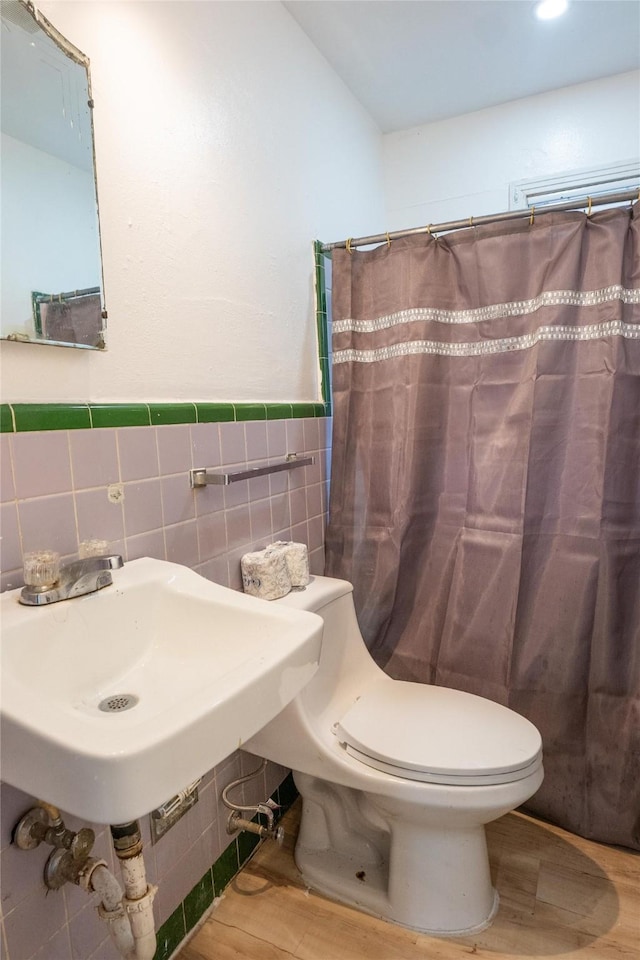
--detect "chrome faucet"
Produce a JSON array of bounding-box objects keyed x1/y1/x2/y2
[{"x1": 19, "y1": 555, "x2": 124, "y2": 606}]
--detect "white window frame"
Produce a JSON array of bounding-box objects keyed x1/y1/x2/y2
[{"x1": 509, "y1": 159, "x2": 640, "y2": 210}]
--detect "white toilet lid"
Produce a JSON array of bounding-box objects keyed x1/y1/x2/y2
[{"x1": 334, "y1": 682, "x2": 542, "y2": 786}]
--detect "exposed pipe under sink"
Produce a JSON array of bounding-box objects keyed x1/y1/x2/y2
[{"x1": 12, "y1": 802, "x2": 157, "y2": 960}]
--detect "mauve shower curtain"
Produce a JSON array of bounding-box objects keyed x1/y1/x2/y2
[{"x1": 325, "y1": 204, "x2": 640, "y2": 850}]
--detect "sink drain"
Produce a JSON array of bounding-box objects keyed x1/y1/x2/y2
[{"x1": 98, "y1": 694, "x2": 139, "y2": 713}]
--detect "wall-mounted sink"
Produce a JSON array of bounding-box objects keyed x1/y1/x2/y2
[{"x1": 0, "y1": 557, "x2": 323, "y2": 824}]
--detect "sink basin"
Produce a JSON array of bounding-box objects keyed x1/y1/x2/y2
[{"x1": 0, "y1": 557, "x2": 323, "y2": 824}]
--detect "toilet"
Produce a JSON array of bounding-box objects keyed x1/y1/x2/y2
[{"x1": 244, "y1": 576, "x2": 543, "y2": 936}]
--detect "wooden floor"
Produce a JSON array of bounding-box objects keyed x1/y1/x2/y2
[{"x1": 179, "y1": 801, "x2": 639, "y2": 960}]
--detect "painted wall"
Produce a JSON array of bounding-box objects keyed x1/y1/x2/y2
[
  {"x1": 0, "y1": 0, "x2": 384, "y2": 404},
  {"x1": 1, "y1": 134, "x2": 101, "y2": 340},
  {"x1": 382, "y1": 71, "x2": 640, "y2": 231}
]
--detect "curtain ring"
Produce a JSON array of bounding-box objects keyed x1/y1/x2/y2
[
  {"x1": 469, "y1": 215, "x2": 474, "y2": 228},
  {"x1": 529, "y1": 206, "x2": 535, "y2": 226},
  {"x1": 587, "y1": 196, "x2": 593, "y2": 218},
  {"x1": 385, "y1": 232, "x2": 391, "y2": 248},
  {"x1": 346, "y1": 237, "x2": 353, "y2": 254}
]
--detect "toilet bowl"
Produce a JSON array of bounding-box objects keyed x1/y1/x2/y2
[{"x1": 244, "y1": 576, "x2": 543, "y2": 936}]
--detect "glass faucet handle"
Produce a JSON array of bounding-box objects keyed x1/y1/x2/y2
[
  {"x1": 23, "y1": 550, "x2": 60, "y2": 588},
  {"x1": 78, "y1": 539, "x2": 109, "y2": 558}
]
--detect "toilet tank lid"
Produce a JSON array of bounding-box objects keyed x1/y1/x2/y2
[{"x1": 276, "y1": 576, "x2": 353, "y2": 613}]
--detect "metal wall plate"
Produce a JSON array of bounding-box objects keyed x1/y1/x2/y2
[{"x1": 149, "y1": 782, "x2": 200, "y2": 844}]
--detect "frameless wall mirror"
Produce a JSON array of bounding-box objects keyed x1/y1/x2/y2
[{"x1": 1, "y1": 0, "x2": 106, "y2": 349}]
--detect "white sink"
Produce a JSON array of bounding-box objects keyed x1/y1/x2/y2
[{"x1": 0, "y1": 557, "x2": 323, "y2": 824}]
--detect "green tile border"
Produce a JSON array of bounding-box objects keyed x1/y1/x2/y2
[
  {"x1": 183, "y1": 870, "x2": 214, "y2": 933},
  {"x1": 149, "y1": 403, "x2": 197, "y2": 425},
  {"x1": 235, "y1": 403, "x2": 267, "y2": 422},
  {"x1": 152, "y1": 773, "x2": 299, "y2": 960},
  {"x1": 0, "y1": 401, "x2": 330, "y2": 433},
  {"x1": 11, "y1": 403, "x2": 92, "y2": 432},
  {"x1": 0, "y1": 404, "x2": 14, "y2": 433},
  {"x1": 90, "y1": 403, "x2": 151, "y2": 428},
  {"x1": 266, "y1": 403, "x2": 293, "y2": 420},
  {"x1": 153, "y1": 903, "x2": 186, "y2": 960},
  {"x1": 195, "y1": 402, "x2": 234, "y2": 423},
  {"x1": 0, "y1": 246, "x2": 331, "y2": 433},
  {"x1": 2, "y1": 247, "x2": 332, "y2": 434},
  {"x1": 236, "y1": 825, "x2": 261, "y2": 864},
  {"x1": 314, "y1": 239, "x2": 331, "y2": 409}
]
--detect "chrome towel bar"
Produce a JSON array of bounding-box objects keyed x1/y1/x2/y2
[{"x1": 190, "y1": 453, "x2": 315, "y2": 487}]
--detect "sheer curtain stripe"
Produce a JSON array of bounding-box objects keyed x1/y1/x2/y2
[
  {"x1": 333, "y1": 285, "x2": 640, "y2": 333},
  {"x1": 333, "y1": 320, "x2": 640, "y2": 363}
]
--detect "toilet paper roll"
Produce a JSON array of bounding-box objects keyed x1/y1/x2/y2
[
  {"x1": 241, "y1": 548, "x2": 291, "y2": 600},
  {"x1": 267, "y1": 541, "x2": 310, "y2": 587}
]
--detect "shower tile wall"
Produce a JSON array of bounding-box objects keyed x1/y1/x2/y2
[{"x1": 0, "y1": 416, "x2": 330, "y2": 960}]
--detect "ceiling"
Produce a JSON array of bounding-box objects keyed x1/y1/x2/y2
[{"x1": 283, "y1": 0, "x2": 640, "y2": 133}]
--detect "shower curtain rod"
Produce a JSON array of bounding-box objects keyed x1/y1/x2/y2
[{"x1": 320, "y1": 187, "x2": 640, "y2": 252}]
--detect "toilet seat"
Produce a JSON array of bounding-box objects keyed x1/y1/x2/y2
[{"x1": 334, "y1": 682, "x2": 542, "y2": 786}]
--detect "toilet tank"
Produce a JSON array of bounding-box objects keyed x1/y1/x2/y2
[
  {"x1": 274, "y1": 575, "x2": 354, "y2": 613},
  {"x1": 273, "y1": 576, "x2": 383, "y2": 715},
  {"x1": 243, "y1": 576, "x2": 384, "y2": 769}
]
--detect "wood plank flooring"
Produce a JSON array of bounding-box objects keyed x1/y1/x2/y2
[{"x1": 179, "y1": 801, "x2": 639, "y2": 960}]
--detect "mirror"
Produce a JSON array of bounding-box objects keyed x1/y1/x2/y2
[{"x1": 1, "y1": 0, "x2": 105, "y2": 349}]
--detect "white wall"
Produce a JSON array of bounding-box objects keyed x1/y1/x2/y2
[
  {"x1": 1, "y1": 133, "x2": 101, "y2": 339},
  {"x1": 0, "y1": 0, "x2": 384, "y2": 404},
  {"x1": 382, "y1": 71, "x2": 640, "y2": 231}
]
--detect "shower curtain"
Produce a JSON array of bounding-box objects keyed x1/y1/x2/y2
[{"x1": 325, "y1": 204, "x2": 640, "y2": 850}]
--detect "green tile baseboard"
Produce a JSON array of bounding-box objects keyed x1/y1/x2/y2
[
  {"x1": 153, "y1": 772, "x2": 298, "y2": 960},
  {"x1": 0, "y1": 402, "x2": 330, "y2": 433}
]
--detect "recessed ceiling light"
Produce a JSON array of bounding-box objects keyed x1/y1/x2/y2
[{"x1": 535, "y1": 0, "x2": 569, "y2": 20}]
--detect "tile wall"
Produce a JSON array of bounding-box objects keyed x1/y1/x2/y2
[
  {"x1": 0, "y1": 412, "x2": 330, "y2": 960},
  {"x1": 0, "y1": 414, "x2": 329, "y2": 592}
]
